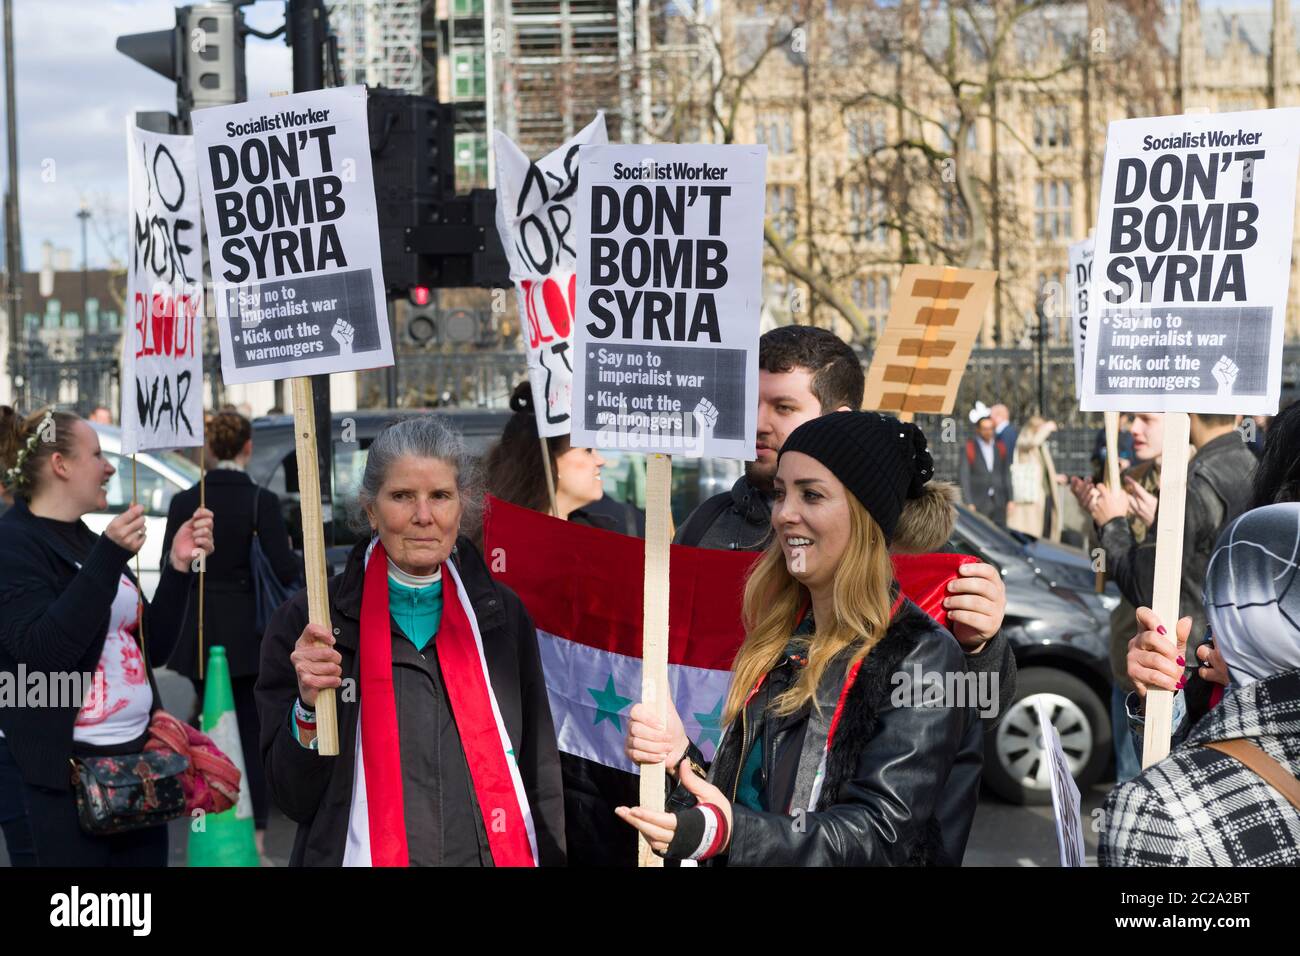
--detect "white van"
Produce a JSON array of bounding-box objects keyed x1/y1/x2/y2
[{"x1": 84, "y1": 424, "x2": 202, "y2": 599}]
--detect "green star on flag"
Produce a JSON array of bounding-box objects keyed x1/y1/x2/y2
[
  {"x1": 588, "y1": 674, "x2": 633, "y2": 732},
  {"x1": 694, "y1": 696, "x2": 725, "y2": 750}
]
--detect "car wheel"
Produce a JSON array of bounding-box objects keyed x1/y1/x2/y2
[{"x1": 982, "y1": 667, "x2": 1111, "y2": 805}]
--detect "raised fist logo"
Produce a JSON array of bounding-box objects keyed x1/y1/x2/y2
[
  {"x1": 1212, "y1": 355, "x2": 1239, "y2": 397},
  {"x1": 331, "y1": 318, "x2": 356, "y2": 354},
  {"x1": 685, "y1": 397, "x2": 719, "y2": 456}
]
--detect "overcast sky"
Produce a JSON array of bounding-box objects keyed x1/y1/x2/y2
[{"x1": 0, "y1": 0, "x2": 1274, "y2": 272}]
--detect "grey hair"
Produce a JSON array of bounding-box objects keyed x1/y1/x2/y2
[{"x1": 352, "y1": 415, "x2": 483, "y2": 537}]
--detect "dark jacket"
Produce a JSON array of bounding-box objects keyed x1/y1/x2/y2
[
  {"x1": 675, "y1": 475, "x2": 1017, "y2": 713},
  {"x1": 670, "y1": 599, "x2": 984, "y2": 865},
  {"x1": 1101, "y1": 667, "x2": 1300, "y2": 866},
  {"x1": 959, "y1": 437, "x2": 1012, "y2": 521},
  {"x1": 254, "y1": 535, "x2": 566, "y2": 866},
  {"x1": 1098, "y1": 430, "x2": 1256, "y2": 720},
  {"x1": 674, "y1": 475, "x2": 774, "y2": 552},
  {"x1": 161, "y1": 469, "x2": 300, "y2": 680},
  {"x1": 0, "y1": 499, "x2": 190, "y2": 790}
]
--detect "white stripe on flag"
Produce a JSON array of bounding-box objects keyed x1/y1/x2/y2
[{"x1": 536, "y1": 629, "x2": 732, "y2": 772}]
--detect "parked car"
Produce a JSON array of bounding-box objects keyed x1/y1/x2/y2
[
  {"x1": 85, "y1": 423, "x2": 203, "y2": 599},
  {"x1": 949, "y1": 508, "x2": 1120, "y2": 804}
]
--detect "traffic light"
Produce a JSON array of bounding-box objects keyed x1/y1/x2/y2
[
  {"x1": 368, "y1": 89, "x2": 456, "y2": 293},
  {"x1": 117, "y1": 2, "x2": 248, "y2": 130},
  {"x1": 368, "y1": 90, "x2": 509, "y2": 292},
  {"x1": 405, "y1": 188, "x2": 510, "y2": 289},
  {"x1": 186, "y1": 4, "x2": 247, "y2": 113}
]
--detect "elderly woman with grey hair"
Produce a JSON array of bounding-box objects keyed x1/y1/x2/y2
[{"x1": 255, "y1": 416, "x2": 566, "y2": 866}]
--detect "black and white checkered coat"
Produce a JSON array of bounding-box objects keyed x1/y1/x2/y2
[{"x1": 1100, "y1": 668, "x2": 1300, "y2": 867}]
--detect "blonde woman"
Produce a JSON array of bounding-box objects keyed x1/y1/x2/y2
[
  {"x1": 1007, "y1": 416, "x2": 1062, "y2": 540},
  {"x1": 617, "y1": 412, "x2": 983, "y2": 865}
]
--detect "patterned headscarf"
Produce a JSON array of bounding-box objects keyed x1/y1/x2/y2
[{"x1": 1204, "y1": 503, "x2": 1300, "y2": 686}]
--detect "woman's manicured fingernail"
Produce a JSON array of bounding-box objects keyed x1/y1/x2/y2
[
  {"x1": 1157, "y1": 625, "x2": 1167, "y2": 636},
  {"x1": 1175, "y1": 678, "x2": 1185, "y2": 689},
  {"x1": 1176, "y1": 656, "x2": 1185, "y2": 666}
]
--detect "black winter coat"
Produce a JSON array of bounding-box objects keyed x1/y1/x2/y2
[
  {"x1": 161, "y1": 469, "x2": 300, "y2": 680},
  {"x1": 254, "y1": 535, "x2": 567, "y2": 866},
  {"x1": 0, "y1": 498, "x2": 190, "y2": 789},
  {"x1": 670, "y1": 598, "x2": 984, "y2": 865}
]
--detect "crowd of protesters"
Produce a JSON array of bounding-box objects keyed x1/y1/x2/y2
[{"x1": 0, "y1": 322, "x2": 1297, "y2": 867}]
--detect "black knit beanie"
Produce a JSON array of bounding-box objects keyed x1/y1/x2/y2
[{"x1": 778, "y1": 411, "x2": 934, "y2": 541}]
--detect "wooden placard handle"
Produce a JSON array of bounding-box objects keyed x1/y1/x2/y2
[
  {"x1": 291, "y1": 376, "x2": 339, "y2": 756},
  {"x1": 1104, "y1": 411, "x2": 1121, "y2": 491},
  {"x1": 638, "y1": 452, "x2": 672, "y2": 867},
  {"x1": 538, "y1": 434, "x2": 558, "y2": 517},
  {"x1": 1096, "y1": 410, "x2": 1122, "y2": 593},
  {"x1": 1140, "y1": 411, "x2": 1190, "y2": 768}
]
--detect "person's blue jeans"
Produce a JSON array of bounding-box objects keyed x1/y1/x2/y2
[
  {"x1": 1111, "y1": 685, "x2": 1140, "y2": 783},
  {"x1": 0, "y1": 736, "x2": 37, "y2": 867}
]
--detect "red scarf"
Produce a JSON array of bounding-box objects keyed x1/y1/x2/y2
[{"x1": 358, "y1": 541, "x2": 536, "y2": 867}]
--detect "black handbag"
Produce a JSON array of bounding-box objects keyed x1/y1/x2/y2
[
  {"x1": 250, "y1": 483, "x2": 296, "y2": 634},
  {"x1": 69, "y1": 750, "x2": 189, "y2": 836}
]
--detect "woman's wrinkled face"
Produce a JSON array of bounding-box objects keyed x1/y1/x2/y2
[
  {"x1": 365, "y1": 455, "x2": 462, "y2": 575},
  {"x1": 555, "y1": 446, "x2": 606, "y2": 508},
  {"x1": 50, "y1": 420, "x2": 114, "y2": 515},
  {"x1": 771, "y1": 451, "x2": 852, "y2": 592}
]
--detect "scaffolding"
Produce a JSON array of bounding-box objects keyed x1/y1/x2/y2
[
  {"x1": 499, "y1": 0, "x2": 628, "y2": 153},
  {"x1": 331, "y1": 0, "x2": 425, "y2": 92}
]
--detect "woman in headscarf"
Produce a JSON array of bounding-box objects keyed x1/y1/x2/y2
[
  {"x1": 255, "y1": 415, "x2": 565, "y2": 866},
  {"x1": 1102, "y1": 502, "x2": 1300, "y2": 866}
]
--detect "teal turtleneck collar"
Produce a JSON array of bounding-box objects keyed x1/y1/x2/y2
[{"x1": 387, "y1": 558, "x2": 443, "y2": 652}]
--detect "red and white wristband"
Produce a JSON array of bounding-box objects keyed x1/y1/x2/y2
[{"x1": 666, "y1": 803, "x2": 730, "y2": 861}]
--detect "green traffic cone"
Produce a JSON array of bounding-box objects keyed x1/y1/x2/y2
[{"x1": 188, "y1": 646, "x2": 260, "y2": 867}]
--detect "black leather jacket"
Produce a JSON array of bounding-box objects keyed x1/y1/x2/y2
[{"x1": 669, "y1": 598, "x2": 984, "y2": 865}]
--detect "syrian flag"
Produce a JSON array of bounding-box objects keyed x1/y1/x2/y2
[{"x1": 482, "y1": 495, "x2": 973, "y2": 866}]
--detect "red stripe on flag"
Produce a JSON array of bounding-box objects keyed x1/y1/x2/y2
[{"x1": 482, "y1": 495, "x2": 977, "y2": 671}]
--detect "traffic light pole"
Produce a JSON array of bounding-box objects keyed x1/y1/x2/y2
[{"x1": 287, "y1": 0, "x2": 334, "y2": 547}]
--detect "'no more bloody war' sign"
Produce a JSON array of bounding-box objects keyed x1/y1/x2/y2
[
  {"x1": 1082, "y1": 108, "x2": 1300, "y2": 414},
  {"x1": 192, "y1": 86, "x2": 393, "y2": 385},
  {"x1": 570, "y1": 145, "x2": 766, "y2": 459},
  {"x1": 495, "y1": 114, "x2": 607, "y2": 437},
  {"x1": 121, "y1": 122, "x2": 204, "y2": 454}
]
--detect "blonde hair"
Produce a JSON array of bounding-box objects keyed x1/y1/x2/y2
[{"x1": 725, "y1": 492, "x2": 895, "y2": 725}]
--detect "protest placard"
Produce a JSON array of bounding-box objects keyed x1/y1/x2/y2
[
  {"x1": 1082, "y1": 108, "x2": 1300, "y2": 416},
  {"x1": 1035, "y1": 699, "x2": 1086, "y2": 867},
  {"x1": 494, "y1": 114, "x2": 607, "y2": 437},
  {"x1": 1067, "y1": 235, "x2": 1094, "y2": 401},
  {"x1": 120, "y1": 122, "x2": 204, "y2": 455},
  {"x1": 191, "y1": 87, "x2": 396, "y2": 754},
  {"x1": 192, "y1": 85, "x2": 393, "y2": 386},
  {"x1": 570, "y1": 144, "x2": 766, "y2": 459},
  {"x1": 569, "y1": 143, "x2": 764, "y2": 864},
  {"x1": 1084, "y1": 108, "x2": 1300, "y2": 767},
  {"x1": 862, "y1": 265, "x2": 996, "y2": 416}
]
